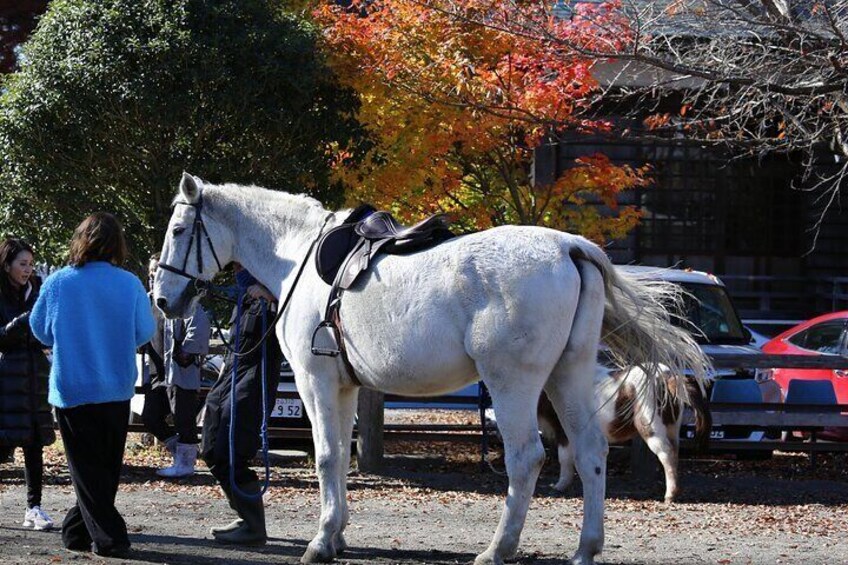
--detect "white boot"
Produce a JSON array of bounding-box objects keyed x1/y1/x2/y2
[
  {"x1": 23, "y1": 506, "x2": 54, "y2": 530},
  {"x1": 154, "y1": 435, "x2": 179, "y2": 475},
  {"x1": 156, "y1": 443, "x2": 197, "y2": 478}
]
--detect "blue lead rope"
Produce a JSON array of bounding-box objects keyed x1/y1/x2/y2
[{"x1": 227, "y1": 291, "x2": 272, "y2": 500}]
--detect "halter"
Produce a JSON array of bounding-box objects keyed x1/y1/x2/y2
[{"x1": 157, "y1": 194, "x2": 224, "y2": 296}]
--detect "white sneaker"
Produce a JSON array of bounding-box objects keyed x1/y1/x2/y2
[{"x1": 22, "y1": 506, "x2": 54, "y2": 531}]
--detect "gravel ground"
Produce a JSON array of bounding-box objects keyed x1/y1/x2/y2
[{"x1": 1, "y1": 431, "x2": 847, "y2": 565}]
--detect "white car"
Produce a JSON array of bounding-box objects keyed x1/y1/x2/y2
[{"x1": 617, "y1": 266, "x2": 768, "y2": 442}]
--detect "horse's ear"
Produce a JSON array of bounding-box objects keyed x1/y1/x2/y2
[{"x1": 179, "y1": 172, "x2": 202, "y2": 203}]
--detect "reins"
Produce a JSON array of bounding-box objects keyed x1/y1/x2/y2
[{"x1": 227, "y1": 292, "x2": 272, "y2": 500}]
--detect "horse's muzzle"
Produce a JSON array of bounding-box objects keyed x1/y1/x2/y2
[{"x1": 154, "y1": 289, "x2": 193, "y2": 319}]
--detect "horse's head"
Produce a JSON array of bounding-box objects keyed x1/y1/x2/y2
[{"x1": 153, "y1": 172, "x2": 234, "y2": 318}]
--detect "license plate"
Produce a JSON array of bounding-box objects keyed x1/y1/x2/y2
[
  {"x1": 686, "y1": 429, "x2": 724, "y2": 439},
  {"x1": 272, "y1": 398, "x2": 303, "y2": 419}
]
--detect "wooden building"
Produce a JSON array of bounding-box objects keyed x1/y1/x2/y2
[{"x1": 535, "y1": 137, "x2": 848, "y2": 327}]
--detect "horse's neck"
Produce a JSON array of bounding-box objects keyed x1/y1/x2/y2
[{"x1": 216, "y1": 188, "x2": 333, "y2": 299}]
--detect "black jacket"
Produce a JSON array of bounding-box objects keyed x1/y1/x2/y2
[{"x1": 0, "y1": 279, "x2": 55, "y2": 447}]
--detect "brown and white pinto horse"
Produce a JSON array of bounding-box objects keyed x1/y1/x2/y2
[{"x1": 539, "y1": 364, "x2": 711, "y2": 503}]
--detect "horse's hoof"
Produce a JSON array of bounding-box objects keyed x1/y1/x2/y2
[
  {"x1": 474, "y1": 549, "x2": 504, "y2": 565},
  {"x1": 570, "y1": 550, "x2": 598, "y2": 565},
  {"x1": 552, "y1": 480, "x2": 571, "y2": 492},
  {"x1": 301, "y1": 542, "x2": 335, "y2": 564},
  {"x1": 664, "y1": 489, "x2": 679, "y2": 504}
]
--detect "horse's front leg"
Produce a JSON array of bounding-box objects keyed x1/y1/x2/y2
[
  {"x1": 298, "y1": 378, "x2": 347, "y2": 563},
  {"x1": 333, "y1": 386, "x2": 359, "y2": 554}
]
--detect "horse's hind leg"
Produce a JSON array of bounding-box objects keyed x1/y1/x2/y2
[
  {"x1": 474, "y1": 371, "x2": 548, "y2": 565},
  {"x1": 539, "y1": 393, "x2": 576, "y2": 492},
  {"x1": 544, "y1": 260, "x2": 607, "y2": 565},
  {"x1": 554, "y1": 440, "x2": 576, "y2": 492},
  {"x1": 646, "y1": 432, "x2": 679, "y2": 503}
]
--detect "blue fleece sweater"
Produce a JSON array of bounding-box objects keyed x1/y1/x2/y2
[{"x1": 30, "y1": 262, "x2": 156, "y2": 409}]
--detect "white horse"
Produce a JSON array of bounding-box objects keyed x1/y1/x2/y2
[{"x1": 154, "y1": 173, "x2": 709, "y2": 565}]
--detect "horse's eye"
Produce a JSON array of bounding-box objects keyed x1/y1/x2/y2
[{"x1": 172, "y1": 226, "x2": 186, "y2": 236}]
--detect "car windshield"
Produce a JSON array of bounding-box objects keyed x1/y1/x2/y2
[{"x1": 674, "y1": 283, "x2": 748, "y2": 345}]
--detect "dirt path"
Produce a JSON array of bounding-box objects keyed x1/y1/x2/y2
[{"x1": 1, "y1": 439, "x2": 847, "y2": 564}]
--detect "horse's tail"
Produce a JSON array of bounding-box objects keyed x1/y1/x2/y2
[
  {"x1": 569, "y1": 240, "x2": 711, "y2": 410},
  {"x1": 682, "y1": 374, "x2": 712, "y2": 451}
]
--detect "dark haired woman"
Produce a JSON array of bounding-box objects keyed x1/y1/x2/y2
[
  {"x1": 0, "y1": 238, "x2": 56, "y2": 530},
  {"x1": 30, "y1": 212, "x2": 155, "y2": 557}
]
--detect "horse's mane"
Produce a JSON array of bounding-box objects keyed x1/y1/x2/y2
[
  {"x1": 210, "y1": 182, "x2": 326, "y2": 212},
  {"x1": 171, "y1": 181, "x2": 326, "y2": 212},
  {"x1": 169, "y1": 180, "x2": 333, "y2": 250},
  {"x1": 202, "y1": 182, "x2": 332, "y2": 230}
]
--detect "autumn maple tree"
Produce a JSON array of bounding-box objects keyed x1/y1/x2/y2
[{"x1": 315, "y1": 0, "x2": 645, "y2": 241}]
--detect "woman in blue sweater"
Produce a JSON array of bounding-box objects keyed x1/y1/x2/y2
[{"x1": 30, "y1": 212, "x2": 155, "y2": 558}]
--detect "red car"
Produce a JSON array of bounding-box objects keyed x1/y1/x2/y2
[{"x1": 761, "y1": 311, "x2": 848, "y2": 406}]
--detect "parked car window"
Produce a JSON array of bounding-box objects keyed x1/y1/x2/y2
[
  {"x1": 786, "y1": 322, "x2": 846, "y2": 354},
  {"x1": 675, "y1": 283, "x2": 748, "y2": 344}
]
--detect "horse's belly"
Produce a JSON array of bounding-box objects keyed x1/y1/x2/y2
[
  {"x1": 350, "y1": 345, "x2": 477, "y2": 396},
  {"x1": 339, "y1": 273, "x2": 478, "y2": 395},
  {"x1": 343, "y1": 314, "x2": 477, "y2": 395}
]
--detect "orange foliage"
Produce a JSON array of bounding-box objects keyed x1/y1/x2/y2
[{"x1": 315, "y1": 0, "x2": 643, "y2": 243}]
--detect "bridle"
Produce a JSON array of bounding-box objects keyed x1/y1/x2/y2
[
  {"x1": 157, "y1": 194, "x2": 223, "y2": 297},
  {"x1": 157, "y1": 192, "x2": 332, "y2": 358}
]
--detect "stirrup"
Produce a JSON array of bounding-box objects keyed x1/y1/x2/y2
[{"x1": 311, "y1": 320, "x2": 341, "y2": 357}]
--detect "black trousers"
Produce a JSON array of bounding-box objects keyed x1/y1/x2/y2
[
  {"x1": 0, "y1": 445, "x2": 43, "y2": 508},
  {"x1": 55, "y1": 401, "x2": 130, "y2": 553},
  {"x1": 142, "y1": 384, "x2": 199, "y2": 444},
  {"x1": 22, "y1": 444, "x2": 44, "y2": 509}
]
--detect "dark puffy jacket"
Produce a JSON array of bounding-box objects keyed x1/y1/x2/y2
[{"x1": 0, "y1": 280, "x2": 55, "y2": 447}]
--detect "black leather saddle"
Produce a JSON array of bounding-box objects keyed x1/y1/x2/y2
[{"x1": 312, "y1": 205, "x2": 454, "y2": 358}]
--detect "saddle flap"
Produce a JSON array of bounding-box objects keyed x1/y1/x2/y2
[
  {"x1": 315, "y1": 224, "x2": 361, "y2": 286},
  {"x1": 337, "y1": 240, "x2": 372, "y2": 290},
  {"x1": 315, "y1": 204, "x2": 378, "y2": 286}
]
